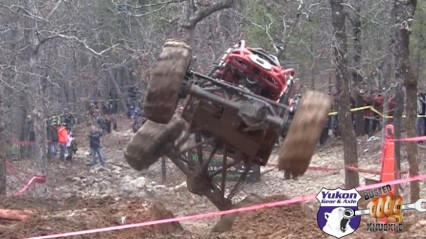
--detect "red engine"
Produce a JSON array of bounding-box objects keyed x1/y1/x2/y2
[{"x1": 212, "y1": 40, "x2": 295, "y2": 101}]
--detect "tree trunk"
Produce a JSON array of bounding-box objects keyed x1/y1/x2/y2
[
  {"x1": 387, "y1": 1, "x2": 399, "y2": 185},
  {"x1": 349, "y1": 1, "x2": 365, "y2": 136},
  {"x1": 309, "y1": 34, "x2": 315, "y2": 90},
  {"x1": 330, "y1": 0, "x2": 359, "y2": 188},
  {"x1": 178, "y1": 0, "x2": 235, "y2": 44},
  {"x1": 396, "y1": 0, "x2": 419, "y2": 201},
  {"x1": 393, "y1": 83, "x2": 404, "y2": 194},
  {"x1": 353, "y1": 94, "x2": 365, "y2": 136},
  {"x1": 107, "y1": 69, "x2": 127, "y2": 112},
  {"x1": 27, "y1": 0, "x2": 48, "y2": 194},
  {"x1": 0, "y1": 91, "x2": 6, "y2": 195}
]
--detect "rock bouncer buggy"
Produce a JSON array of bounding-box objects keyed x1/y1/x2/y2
[{"x1": 125, "y1": 40, "x2": 331, "y2": 211}]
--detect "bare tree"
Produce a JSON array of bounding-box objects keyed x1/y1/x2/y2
[
  {"x1": 395, "y1": 0, "x2": 419, "y2": 201},
  {"x1": 330, "y1": 0, "x2": 359, "y2": 188},
  {"x1": 177, "y1": 0, "x2": 236, "y2": 42},
  {"x1": 0, "y1": 89, "x2": 5, "y2": 195},
  {"x1": 25, "y1": 0, "x2": 49, "y2": 183},
  {"x1": 346, "y1": 1, "x2": 365, "y2": 136}
]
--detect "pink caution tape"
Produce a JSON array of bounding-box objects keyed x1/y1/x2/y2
[
  {"x1": 24, "y1": 173, "x2": 426, "y2": 239},
  {"x1": 15, "y1": 176, "x2": 46, "y2": 196},
  {"x1": 266, "y1": 164, "x2": 408, "y2": 175},
  {"x1": 390, "y1": 135, "x2": 426, "y2": 142}
]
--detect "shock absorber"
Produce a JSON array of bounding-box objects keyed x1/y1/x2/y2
[{"x1": 278, "y1": 75, "x2": 295, "y2": 115}]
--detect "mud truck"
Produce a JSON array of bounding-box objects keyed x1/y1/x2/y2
[{"x1": 124, "y1": 40, "x2": 331, "y2": 211}]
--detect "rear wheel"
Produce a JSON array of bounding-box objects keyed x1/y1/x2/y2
[
  {"x1": 124, "y1": 116, "x2": 187, "y2": 171},
  {"x1": 143, "y1": 40, "x2": 192, "y2": 124}
]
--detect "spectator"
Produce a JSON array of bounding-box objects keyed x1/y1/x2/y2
[
  {"x1": 62, "y1": 113, "x2": 77, "y2": 131},
  {"x1": 105, "y1": 116, "x2": 112, "y2": 134},
  {"x1": 88, "y1": 103, "x2": 99, "y2": 120},
  {"x1": 104, "y1": 115, "x2": 118, "y2": 133},
  {"x1": 363, "y1": 94, "x2": 374, "y2": 137},
  {"x1": 318, "y1": 117, "x2": 330, "y2": 147},
  {"x1": 88, "y1": 125, "x2": 105, "y2": 166},
  {"x1": 132, "y1": 116, "x2": 146, "y2": 133},
  {"x1": 66, "y1": 132, "x2": 78, "y2": 161},
  {"x1": 110, "y1": 115, "x2": 118, "y2": 131},
  {"x1": 417, "y1": 92, "x2": 426, "y2": 137},
  {"x1": 127, "y1": 103, "x2": 135, "y2": 119},
  {"x1": 57, "y1": 123, "x2": 68, "y2": 161},
  {"x1": 46, "y1": 120, "x2": 58, "y2": 159},
  {"x1": 370, "y1": 93, "x2": 383, "y2": 132},
  {"x1": 96, "y1": 116, "x2": 113, "y2": 134},
  {"x1": 131, "y1": 108, "x2": 146, "y2": 133}
]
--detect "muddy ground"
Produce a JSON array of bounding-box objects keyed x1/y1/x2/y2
[{"x1": 1, "y1": 115, "x2": 426, "y2": 239}]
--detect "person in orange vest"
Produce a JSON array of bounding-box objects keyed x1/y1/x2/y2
[{"x1": 57, "y1": 123, "x2": 69, "y2": 161}]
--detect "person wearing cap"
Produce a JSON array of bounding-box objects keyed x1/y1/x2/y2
[
  {"x1": 57, "y1": 123, "x2": 68, "y2": 161},
  {"x1": 88, "y1": 125, "x2": 105, "y2": 166}
]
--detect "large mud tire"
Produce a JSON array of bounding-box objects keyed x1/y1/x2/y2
[
  {"x1": 278, "y1": 91, "x2": 332, "y2": 178},
  {"x1": 144, "y1": 40, "x2": 192, "y2": 124},
  {"x1": 124, "y1": 116, "x2": 187, "y2": 171}
]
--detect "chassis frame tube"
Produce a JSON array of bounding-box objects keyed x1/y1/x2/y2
[
  {"x1": 188, "y1": 84, "x2": 285, "y2": 131},
  {"x1": 190, "y1": 71, "x2": 289, "y2": 112}
]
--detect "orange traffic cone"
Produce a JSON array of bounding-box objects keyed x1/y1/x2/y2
[
  {"x1": 380, "y1": 124, "x2": 397, "y2": 194},
  {"x1": 379, "y1": 124, "x2": 399, "y2": 225}
]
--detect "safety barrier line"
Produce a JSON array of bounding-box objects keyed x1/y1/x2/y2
[
  {"x1": 6, "y1": 106, "x2": 425, "y2": 146},
  {"x1": 6, "y1": 161, "x2": 33, "y2": 176},
  {"x1": 5, "y1": 162, "x2": 29, "y2": 186},
  {"x1": 390, "y1": 135, "x2": 426, "y2": 142},
  {"x1": 5, "y1": 161, "x2": 47, "y2": 196},
  {"x1": 328, "y1": 106, "x2": 371, "y2": 116},
  {"x1": 266, "y1": 164, "x2": 407, "y2": 175},
  {"x1": 24, "y1": 173, "x2": 426, "y2": 239},
  {"x1": 328, "y1": 105, "x2": 426, "y2": 118},
  {"x1": 14, "y1": 175, "x2": 47, "y2": 196}
]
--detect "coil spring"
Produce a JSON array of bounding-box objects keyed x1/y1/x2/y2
[{"x1": 227, "y1": 166, "x2": 250, "y2": 201}]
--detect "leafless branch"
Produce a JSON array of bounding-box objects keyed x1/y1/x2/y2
[
  {"x1": 55, "y1": 33, "x2": 118, "y2": 56},
  {"x1": 111, "y1": 0, "x2": 185, "y2": 9},
  {"x1": 183, "y1": 0, "x2": 235, "y2": 28},
  {"x1": 265, "y1": 14, "x2": 279, "y2": 53},
  {"x1": 125, "y1": 4, "x2": 168, "y2": 17},
  {"x1": 232, "y1": 10, "x2": 264, "y2": 29},
  {"x1": 100, "y1": 58, "x2": 129, "y2": 70},
  {"x1": 341, "y1": 3, "x2": 360, "y2": 16},
  {"x1": 45, "y1": 0, "x2": 63, "y2": 21},
  {"x1": 0, "y1": 4, "x2": 49, "y2": 23}
]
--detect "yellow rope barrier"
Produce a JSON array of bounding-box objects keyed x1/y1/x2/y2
[{"x1": 328, "y1": 106, "x2": 426, "y2": 118}]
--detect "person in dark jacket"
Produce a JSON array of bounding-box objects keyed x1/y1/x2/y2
[
  {"x1": 318, "y1": 117, "x2": 330, "y2": 147},
  {"x1": 88, "y1": 125, "x2": 105, "y2": 166},
  {"x1": 46, "y1": 120, "x2": 58, "y2": 159}
]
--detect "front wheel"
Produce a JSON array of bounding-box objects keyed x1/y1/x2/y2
[
  {"x1": 143, "y1": 41, "x2": 192, "y2": 124},
  {"x1": 278, "y1": 91, "x2": 332, "y2": 178}
]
